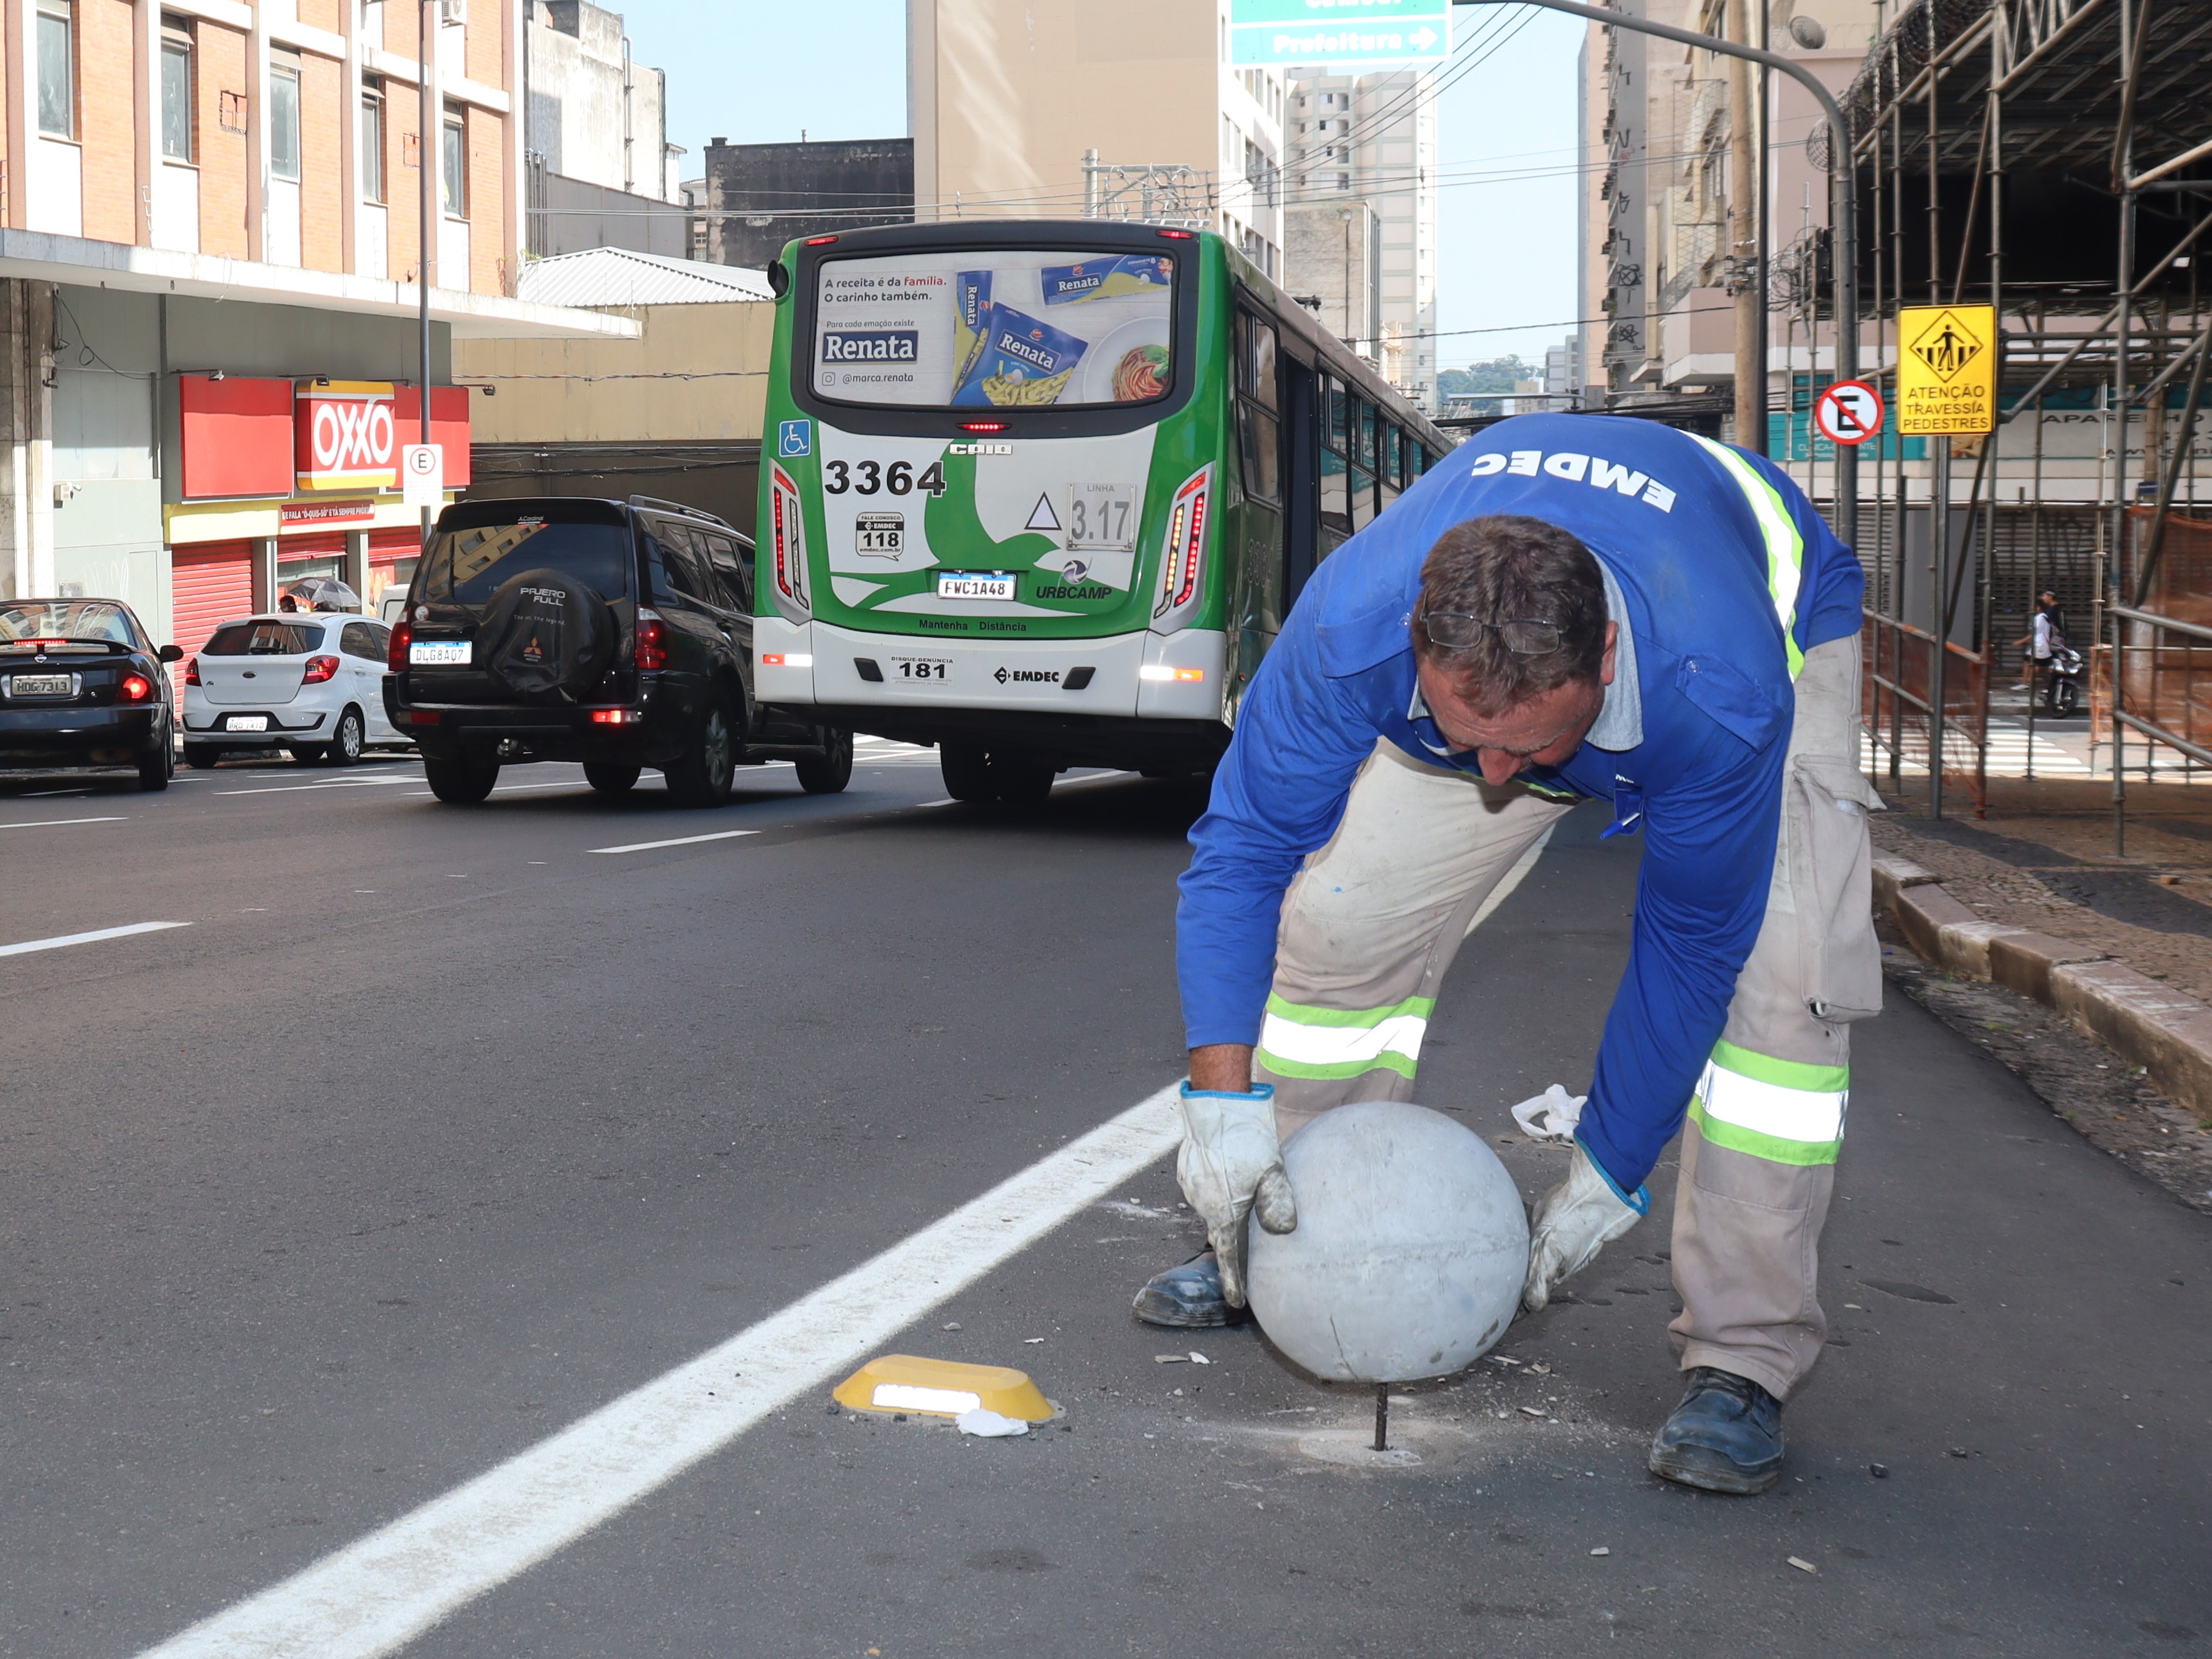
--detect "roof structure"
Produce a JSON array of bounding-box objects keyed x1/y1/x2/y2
[{"x1": 514, "y1": 246, "x2": 776, "y2": 309}]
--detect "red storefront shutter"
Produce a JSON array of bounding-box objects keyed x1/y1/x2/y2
[
  {"x1": 170, "y1": 541, "x2": 256, "y2": 692},
  {"x1": 368, "y1": 524, "x2": 426, "y2": 572}
]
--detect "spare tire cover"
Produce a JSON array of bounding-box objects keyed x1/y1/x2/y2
[{"x1": 477, "y1": 567, "x2": 616, "y2": 701}]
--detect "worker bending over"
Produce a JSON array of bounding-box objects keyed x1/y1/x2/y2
[{"x1": 1144, "y1": 412, "x2": 1878, "y2": 1496}]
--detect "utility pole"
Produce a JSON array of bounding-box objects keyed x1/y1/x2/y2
[{"x1": 1727, "y1": 0, "x2": 1761, "y2": 450}]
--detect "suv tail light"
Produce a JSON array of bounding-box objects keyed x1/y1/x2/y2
[
  {"x1": 1154, "y1": 465, "x2": 1213, "y2": 625},
  {"x1": 184, "y1": 655, "x2": 201, "y2": 685},
  {"x1": 634, "y1": 608, "x2": 669, "y2": 671},
  {"x1": 119, "y1": 672, "x2": 152, "y2": 702},
  {"x1": 388, "y1": 620, "x2": 413, "y2": 671},
  {"x1": 769, "y1": 463, "x2": 809, "y2": 617},
  {"x1": 302, "y1": 654, "x2": 341, "y2": 684}
]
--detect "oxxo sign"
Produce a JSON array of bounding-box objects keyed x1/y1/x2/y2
[{"x1": 295, "y1": 380, "x2": 400, "y2": 492}]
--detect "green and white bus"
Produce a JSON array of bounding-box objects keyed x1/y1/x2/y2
[{"x1": 752, "y1": 220, "x2": 1451, "y2": 802}]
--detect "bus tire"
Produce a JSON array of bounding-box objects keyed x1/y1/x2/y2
[
  {"x1": 940, "y1": 743, "x2": 994, "y2": 802},
  {"x1": 795, "y1": 727, "x2": 853, "y2": 795},
  {"x1": 989, "y1": 754, "x2": 1056, "y2": 806}
]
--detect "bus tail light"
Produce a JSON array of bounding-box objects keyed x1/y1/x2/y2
[
  {"x1": 1154, "y1": 465, "x2": 1213, "y2": 625},
  {"x1": 769, "y1": 463, "x2": 810, "y2": 619},
  {"x1": 634, "y1": 609, "x2": 669, "y2": 671}
]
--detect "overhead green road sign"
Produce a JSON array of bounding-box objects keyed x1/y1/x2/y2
[{"x1": 1229, "y1": 0, "x2": 1452, "y2": 68}]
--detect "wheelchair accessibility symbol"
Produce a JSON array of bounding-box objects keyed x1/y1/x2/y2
[{"x1": 778, "y1": 420, "x2": 812, "y2": 459}]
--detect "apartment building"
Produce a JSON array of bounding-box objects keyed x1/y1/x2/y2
[
  {"x1": 0, "y1": 0, "x2": 630, "y2": 658},
  {"x1": 1576, "y1": 0, "x2": 1877, "y2": 428},
  {"x1": 522, "y1": 0, "x2": 688, "y2": 258},
  {"x1": 1282, "y1": 69, "x2": 1440, "y2": 414},
  {"x1": 906, "y1": 0, "x2": 1286, "y2": 277}
]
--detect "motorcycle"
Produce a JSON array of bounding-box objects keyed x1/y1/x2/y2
[{"x1": 2040, "y1": 644, "x2": 2083, "y2": 718}]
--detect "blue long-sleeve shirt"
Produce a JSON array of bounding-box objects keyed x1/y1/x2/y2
[{"x1": 1176, "y1": 413, "x2": 1864, "y2": 1192}]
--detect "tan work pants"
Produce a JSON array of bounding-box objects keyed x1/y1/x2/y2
[{"x1": 1250, "y1": 637, "x2": 1879, "y2": 1399}]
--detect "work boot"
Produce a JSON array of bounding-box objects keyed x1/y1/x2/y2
[
  {"x1": 1647, "y1": 1366, "x2": 1786, "y2": 1495},
  {"x1": 1131, "y1": 1251, "x2": 1243, "y2": 1328}
]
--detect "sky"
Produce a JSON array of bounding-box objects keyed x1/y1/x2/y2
[{"x1": 620, "y1": 1, "x2": 1585, "y2": 372}]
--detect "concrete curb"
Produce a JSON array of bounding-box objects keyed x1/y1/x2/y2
[{"x1": 1874, "y1": 855, "x2": 2212, "y2": 1123}]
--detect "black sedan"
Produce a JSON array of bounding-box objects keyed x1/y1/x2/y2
[{"x1": 0, "y1": 598, "x2": 181, "y2": 791}]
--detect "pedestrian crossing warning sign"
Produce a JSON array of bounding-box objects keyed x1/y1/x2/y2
[{"x1": 1896, "y1": 304, "x2": 1996, "y2": 435}]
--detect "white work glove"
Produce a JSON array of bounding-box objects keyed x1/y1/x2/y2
[
  {"x1": 1510, "y1": 1083, "x2": 1587, "y2": 1142},
  {"x1": 1521, "y1": 1141, "x2": 1648, "y2": 1314},
  {"x1": 1174, "y1": 1082, "x2": 1297, "y2": 1309}
]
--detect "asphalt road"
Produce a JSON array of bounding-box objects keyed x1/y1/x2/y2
[{"x1": 2, "y1": 744, "x2": 2207, "y2": 1657}]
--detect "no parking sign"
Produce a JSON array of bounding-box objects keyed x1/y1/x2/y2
[{"x1": 1813, "y1": 381, "x2": 1885, "y2": 446}]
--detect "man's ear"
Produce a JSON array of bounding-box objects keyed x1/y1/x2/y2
[{"x1": 1598, "y1": 620, "x2": 1619, "y2": 687}]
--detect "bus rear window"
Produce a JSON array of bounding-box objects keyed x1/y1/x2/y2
[
  {"x1": 812, "y1": 250, "x2": 1176, "y2": 410},
  {"x1": 416, "y1": 520, "x2": 632, "y2": 605}
]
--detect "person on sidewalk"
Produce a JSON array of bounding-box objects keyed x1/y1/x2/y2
[
  {"x1": 2013, "y1": 590, "x2": 2065, "y2": 694},
  {"x1": 1141, "y1": 412, "x2": 1881, "y2": 1496}
]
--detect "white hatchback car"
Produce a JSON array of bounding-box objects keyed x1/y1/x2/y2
[{"x1": 181, "y1": 613, "x2": 404, "y2": 768}]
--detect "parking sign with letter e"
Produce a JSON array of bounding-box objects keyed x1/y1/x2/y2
[{"x1": 401, "y1": 443, "x2": 444, "y2": 509}]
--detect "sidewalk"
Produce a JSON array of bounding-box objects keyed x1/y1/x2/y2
[{"x1": 1869, "y1": 772, "x2": 2212, "y2": 1005}]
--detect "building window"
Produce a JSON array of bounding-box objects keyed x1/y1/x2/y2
[
  {"x1": 36, "y1": 0, "x2": 73, "y2": 140},
  {"x1": 270, "y1": 53, "x2": 302, "y2": 180},
  {"x1": 160, "y1": 21, "x2": 193, "y2": 161},
  {"x1": 359, "y1": 83, "x2": 384, "y2": 201},
  {"x1": 441, "y1": 112, "x2": 466, "y2": 217}
]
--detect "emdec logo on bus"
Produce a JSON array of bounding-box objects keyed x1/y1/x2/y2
[{"x1": 295, "y1": 381, "x2": 398, "y2": 492}]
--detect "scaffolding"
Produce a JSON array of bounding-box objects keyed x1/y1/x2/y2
[{"x1": 1806, "y1": 0, "x2": 2212, "y2": 839}]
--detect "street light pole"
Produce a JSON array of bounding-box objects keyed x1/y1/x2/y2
[
  {"x1": 1455, "y1": 0, "x2": 1861, "y2": 546},
  {"x1": 419, "y1": 0, "x2": 434, "y2": 558}
]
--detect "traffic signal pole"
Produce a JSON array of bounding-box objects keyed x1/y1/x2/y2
[{"x1": 1454, "y1": 0, "x2": 1861, "y2": 548}]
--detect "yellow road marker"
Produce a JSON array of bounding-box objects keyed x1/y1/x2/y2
[{"x1": 833, "y1": 1354, "x2": 1053, "y2": 1421}]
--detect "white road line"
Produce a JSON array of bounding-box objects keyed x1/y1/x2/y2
[
  {"x1": 0, "y1": 815, "x2": 127, "y2": 829},
  {"x1": 133, "y1": 1083, "x2": 1182, "y2": 1659},
  {"x1": 216, "y1": 778, "x2": 421, "y2": 797},
  {"x1": 588, "y1": 829, "x2": 761, "y2": 854},
  {"x1": 403, "y1": 780, "x2": 585, "y2": 798},
  {"x1": 0, "y1": 920, "x2": 191, "y2": 958}
]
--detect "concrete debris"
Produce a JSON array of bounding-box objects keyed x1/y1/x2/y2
[
  {"x1": 1870, "y1": 1463, "x2": 1889, "y2": 1478},
  {"x1": 1590, "y1": 1547, "x2": 1611, "y2": 1557},
  {"x1": 954, "y1": 1408, "x2": 1029, "y2": 1438},
  {"x1": 1788, "y1": 1557, "x2": 1818, "y2": 1574},
  {"x1": 942, "y1": 1322, "x2": 962, "y2": 1331},
  {"x1": 1153, "y1": 1354, "x2": 1190, "y2": 1364},
  {"x1": 1188, "y1": 1352, "x2": 1211, "y2": 1364},
  {"x1": 1518, "y1": 1405, "x2": 1547, "y2": 1419}
]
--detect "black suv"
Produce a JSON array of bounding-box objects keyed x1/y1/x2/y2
[{"x1": 385, "y1": 496, "x2": 852, "y2": 805}]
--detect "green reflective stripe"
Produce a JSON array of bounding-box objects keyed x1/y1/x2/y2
[
  {"x1": 1258, "y1": 993, "x2": 1430, "y2": 1078},
  {"x1": 1687, "y1": 432, "x2": 1807, "y2": 679},
  {"x1": 1257, "y1": 1048, "x2": 1422, "y2": 1083},
  {"x1": 1710, "y1": 1038, "x2": 1849, "y2": 1096},
  {"x1": 1687, "y1": 1096, "x2": 1841, "y2": 1166},
  {"x1": 1262, "y1": 992, "x2": 1435, "y2": 1029}
]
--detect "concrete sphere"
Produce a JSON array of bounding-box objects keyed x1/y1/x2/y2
[{"x1": 1245, "y1": 1101, "x2": 1530, "y2": 1384}]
